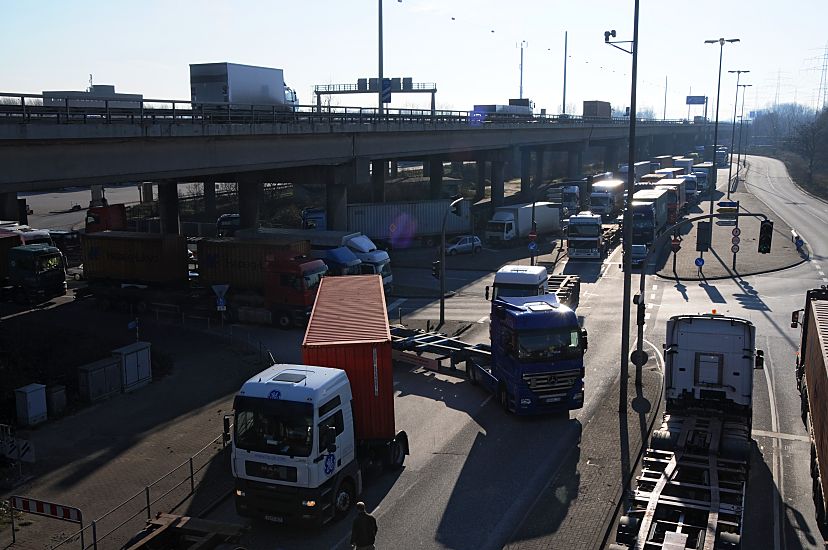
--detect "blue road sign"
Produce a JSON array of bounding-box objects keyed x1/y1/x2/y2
[
  {"x1": 686, "y1": 95, "x2": 706, "y2": 105},
  {"x1": 695, "y1": 257, "x2": 705, "y2": 267},
  {"x1": 528, "y1": 242, "x2": 538, "y2": 251},
  {"x1": 127, "y1": 320, "x2": 138, "y2": 330},
  {"x1": 796, "y1": 238, "x2": 804, "y2": 250},
  {"x1": 382, "y1": 78, "x2": 392, "y2": 103},
  {"x1": 717, "y1": 201, "x2": 738, "y2": 208}
]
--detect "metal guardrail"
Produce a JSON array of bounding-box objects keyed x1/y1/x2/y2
[
  {"x1": 0, "y1": 92, "x2": 697, "y2": 128},
  {"x1": 49, "y1": 428, "x2": 232, "y2": 550}
]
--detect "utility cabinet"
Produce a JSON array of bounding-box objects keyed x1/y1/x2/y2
[
  {"x1": 15, "y1": 384, "x2": 47, "y2": 426},
  {"x1": 113, "y1": 342, "x2": 152, "y2": 393}
]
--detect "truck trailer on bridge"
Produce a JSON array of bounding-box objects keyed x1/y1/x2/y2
[{"x1": 190, "y1": 62, "x2": 298, "y2": 112}]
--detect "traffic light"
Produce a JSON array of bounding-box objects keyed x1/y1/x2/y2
[
  {"x1": 431, "y1": 260, "x2": 441, "y2": 279},
  {"x1": 758, "y1": 220, "x2": 774, "y2": 254},
  {"x1": 696, "y1": 221, "x2": 712, "y2": 252}
]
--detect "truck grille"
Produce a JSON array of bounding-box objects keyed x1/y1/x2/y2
[{"x1": 523, "y1": 369, "x2": 580, "y2": 396}]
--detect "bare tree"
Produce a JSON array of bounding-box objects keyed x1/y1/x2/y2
[{"x1": 792, "y1": 109, "x2": 828, "y2": 184}]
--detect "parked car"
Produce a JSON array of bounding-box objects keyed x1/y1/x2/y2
[{"x1": 446, "y1": 235, "x2": 482, "y2": 255}]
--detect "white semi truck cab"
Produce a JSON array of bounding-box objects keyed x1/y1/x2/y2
[
  {"x1": 486, "y1": 265, "x2": 549, "y2": 300},
  {"x1": 232, "y1": 364, "x2": 362, "y2": 525}
]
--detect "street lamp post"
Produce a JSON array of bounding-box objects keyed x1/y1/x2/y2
[
  {"x1": 735, "y1": 84, "x2": 753, "y2": 185},
  {"x1": 378, "y1": 0, "x2": 384, "y2": 117},
  {"x1": 439, "y1": 197, "x2": 464, "y2": 326},
  {"x1": 703, "y1": 38, "x2": 740, "y2": 213},
  {"x1": 726, "y1": 69, "x2": 749, "y2": 198},
  {"x1": 604, "y1": 0, "x2": 640, "y2": 405}
]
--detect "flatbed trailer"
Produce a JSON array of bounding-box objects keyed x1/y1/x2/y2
[
  {"x1": 390, "y1": 325, "x2": 491, "y2": 374},
  {"x1": 547, "y1": 274, "x2": 580, "y2": 310},
  {"x1": 610, "y1": 413, "x2": 749, "y2": 549},
  {"x1": 122, "y1": 513, "x2": 244, "y2": 549}
]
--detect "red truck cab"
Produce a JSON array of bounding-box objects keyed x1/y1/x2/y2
[{"x1": 86, "y1": 204, "x2": 127, "y2": 233}]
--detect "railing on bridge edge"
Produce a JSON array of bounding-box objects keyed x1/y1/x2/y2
[
  {"x1": 0, "y1": 91, "x2": 697, "y2": 128},
  {"x1": 45, "y1": 425, "x2": 234, "y2": 550}
]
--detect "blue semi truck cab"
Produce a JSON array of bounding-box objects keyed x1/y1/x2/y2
[{"x1": 468, "y1": 294, "x2": 587, "y2": 414}]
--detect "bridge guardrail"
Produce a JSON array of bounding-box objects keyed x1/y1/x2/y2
[{"x1": 0, "y1": 92, "x2": 696, "y2": 128}]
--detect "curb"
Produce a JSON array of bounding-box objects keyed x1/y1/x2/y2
[{"x1": 655, "y1": 253, "x2": 810, "y2": 282}]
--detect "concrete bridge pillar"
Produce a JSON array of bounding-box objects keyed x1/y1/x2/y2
[
  {"x1": 371, "y1": 160, "x2": 385, "y2": 202},
  {"x1": 355, "y1": 158, "x2": 371, "y2": 185},
  {"x1": 475, "y1": 161, "x2": 487, "y2": 200},
  {"x1": 157, "y1": 181, "x2": 180, "y2": 235},
  {"x1": 534, "y1": 148, "x2": 545, "y2": 188},
  {"x1": 140, "y1": 182, "x2": 154, "y2": 204},
  {"x1": 422, "y1": 160, "x2": 430, "y2": 178},
  {"x1": 390, "y1": 161, "x2": 399, "y2": 178},
  {"x1": 520, "y1": 148, "x2": 532, "y2": 197},
  {"x1": 603, "y1": 142, "x2": 621, "y2": 173},
  {"x1": 326, "y1": 165, "x2": 350, "y2": 231},
  {"x1": 566, "y1": 147, "x2": 583, "y2": 179},
  {"x1": 238, "y1": 177, "x2": 263, "y2": 231},
  {"x1": 429, "y1": 158, "x2": 444, "y2": 199},
  {"x1": 0, "y1": 192, "x2": 18, "y2": 221},
  {"x1": 90, "y1": 185, "x2": 106, "y2": 207},
  {"x1": 203, "y1": 180, "x2": 217, "y2": 219},
  {"x1": 490, "y1": 161, "x2": 505, "y2": 207}
]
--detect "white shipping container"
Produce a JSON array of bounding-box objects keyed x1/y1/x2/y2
[{"x1": 347, "y1": 199, "x2": 472, "y2": 244}]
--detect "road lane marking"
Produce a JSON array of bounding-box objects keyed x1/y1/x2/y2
[
  {"x1": 819, "y1": 271, "x2": 825, "y2": 277},
  {"x1": 644, "y1": 312, "x2": 651, "y2": 320},
  {"x1": 477, "y1": 315, "x2": 488, "y2": 324},
  {"x1": 752, "y1": 429, "x2": 810, "y2": 443},
  {"x1": 387, "y1": 298, "x2": 407, "y2": 312},
  {"x1": 823, "y1": 278, "x2": 828, "y2": 283},
  {"x1": 649, "y1": 293, "x2": 656, "y2": 300},
  {"x1": 762, "y1": 336, "x2": 783, "y2": 550}
]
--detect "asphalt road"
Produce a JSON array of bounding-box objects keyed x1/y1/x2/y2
[{"x1": 20, "y1": 184, "x2": 141, "y2": 230}]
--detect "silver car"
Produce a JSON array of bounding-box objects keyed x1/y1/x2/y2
[{"x1": 446, "y1": 235, "x2": 482, "y2": 255}]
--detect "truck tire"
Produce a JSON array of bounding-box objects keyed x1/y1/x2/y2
[
  {"x1": 276, "y1": 312, "x2": 293, "y2": 330},
  {"x1": 387, "y1": 440, "x2": 405, "y2": 470},
  {"x1": 650, "y1": 429, "x2": 677, "y2": 452},
  {"x1": 616, "y1": 515, "x2": 640, "y2": 544},
  {"x1": 468, "y1": 364, "x2": 478, "y2": 385},
  {"x1": 333, "y1": 480, "x2": 355, "y2": 519}
]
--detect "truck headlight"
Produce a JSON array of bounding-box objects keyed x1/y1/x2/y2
[
  {"x1": 520, "y1": 398, "x2": 532, "y2": 406},
  {"x1": 302, "y1": 500, "x2": 317, "y2": 507},
  {"x1": 235, "y1": 489, "x2": 246, "y2": 497}
]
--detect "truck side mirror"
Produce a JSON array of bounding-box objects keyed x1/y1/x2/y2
[
  {"x1": 485, "y1": 286, "x2": 490, "y2": 301},
  {"x1": 754, "y1": 350, "x2": 764, "y2": 370},
  {"x1": 790, "y1": 310, "x2": 799, "y2": 328},
  {"x1": 581, "y1": 329, "x2": 589, "y2": 351},
  {"x1": 324, "y1": 426, "x2": 337, "y2": 453}
]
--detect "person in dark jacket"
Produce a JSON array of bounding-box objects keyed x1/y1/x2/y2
[{"x1": 350, "y1": 501, "x2": 378, "y2": 550}]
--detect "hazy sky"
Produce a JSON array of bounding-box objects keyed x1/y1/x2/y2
[{"x1": 3, "y1": 1, "x2": 826, "y2": 119}]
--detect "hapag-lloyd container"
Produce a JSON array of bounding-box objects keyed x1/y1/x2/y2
[{"x1": 301, "y1": 274, "x2": 394, "y2": 441}]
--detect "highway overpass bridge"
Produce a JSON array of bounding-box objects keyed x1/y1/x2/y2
[{"x1": 0, "y1": 94, "x2": 703, "y2": 231}]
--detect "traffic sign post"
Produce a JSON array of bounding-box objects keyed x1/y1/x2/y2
[
  {"x1": 528, "y1": 230, "x2": 537, "y2": 241},
  {"x1": 731, "y1": 201, "x2": 740, "y2": 270},
  {"x1": 381, "y1": 78, "x2": 392, "y2": 104},
  {"x1": 528, "y1": 242, "x2": 538, "y2": 252}
]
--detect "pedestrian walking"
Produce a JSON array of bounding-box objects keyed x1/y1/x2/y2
[{"x1": 350, "y1": 501, "x2": 378, "y2": 550}]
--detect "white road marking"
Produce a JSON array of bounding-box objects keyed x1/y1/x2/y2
[
  {"x1": 649, "y1": 293, "x2": 656, "y2": 300},
  {"x1": 644, "y1": 312, "x2": 651, "y2": 320},
  {"x1": 646, "y1": 303, "x2": 653, "y2": 309},
  {"x1": 652, "y1": 284, "x2": 658, "y2": 290},
  {"x1": 752, "y1": 429, "x2": 810, "y2": 443},
  {"x1": 819, "y1": 271, "x2": 825, "y2": 277},
  {"x1": 762, "y1": 336, "x2": 783, "y2": 550},
  {"x1": 823, "y1": 278, "x2": 828, "y2": 283},
  {"x1": 386, "y1": 298, "x2": 407, "y2": 312},
  {"x1": 477, "y1": 315, "x2": 488, "y2": 324},
  {"x1": 480, "y1": 395, "x2": 493, "y2": 408}
]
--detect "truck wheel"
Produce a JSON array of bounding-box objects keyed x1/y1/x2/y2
[
  {"x1": 333, "y1": 480, "x2": 355, "y2": 519},
  {"x1": 276, "y1": 312, "x2": 293, "y2": 330},
  {"x1": 616, "y1": 515, "x2": 640, "y2": 544},
  {"x1": 468, "y1": 365, "x2": 478, "y2": 386},
  {"x1": 387, "y1": 440, "x2": 405, "y2": 470},
  {"x1": 650, "y1": 429, "x2": 677, "y2": 452}
]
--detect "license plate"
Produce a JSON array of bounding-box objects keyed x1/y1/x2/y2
[
  {"x1": 545, "y1": 397, "x2": 562, "y2": 403},
  {"x1": 264, "y1": 515, "x2": 284, "y2": 523}
]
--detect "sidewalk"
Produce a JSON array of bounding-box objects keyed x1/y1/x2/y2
[
  {"x1": 1, "y1": 308, "x2": 264, "y2": 549},
  {"x1": 505, "y1": 359, "x2": 663, "y2": 549},
  {"x1": 655, "y1": 162, "x2": 807, "y2": 281}
]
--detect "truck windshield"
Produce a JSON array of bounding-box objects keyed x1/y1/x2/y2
[
  {"x1": 234, "y1": 396, "x2": 313, "y2": 457},
  {"x1": 492, "y1": 283, "x2": 541, "y2": 300},
  {"x1": 568, "y1": 224, "x2": 600, "y2": 237},
  {"x1": 632, "y1": 216, "x2": 652, "y2": 230},
  {"x1": 568, "y1": 240, "x2": 598, "y2": 250},
  {"x1": 37, "y1": 254, "x2": 63, "y2": 273},
  {"x1": 590, "y1": 196, "x2": 609, "y2": 207},
  {"x1": 515, "y1": 328, "x2": 581, "y2": 361},
  {"x1": 303, "y1": 265, "x2": 328, "y2": 291}
]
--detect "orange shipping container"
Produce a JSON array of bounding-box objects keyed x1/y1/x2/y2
[
  {"x1": 82, "y1": 231, "x2": 188, "y2": 284},
  {"x1": 301, "y1": 275, "x2": 395, "y2": 441},
  {"x1": 197, "y1": 238, "x2": 310, "y2": 291}
]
